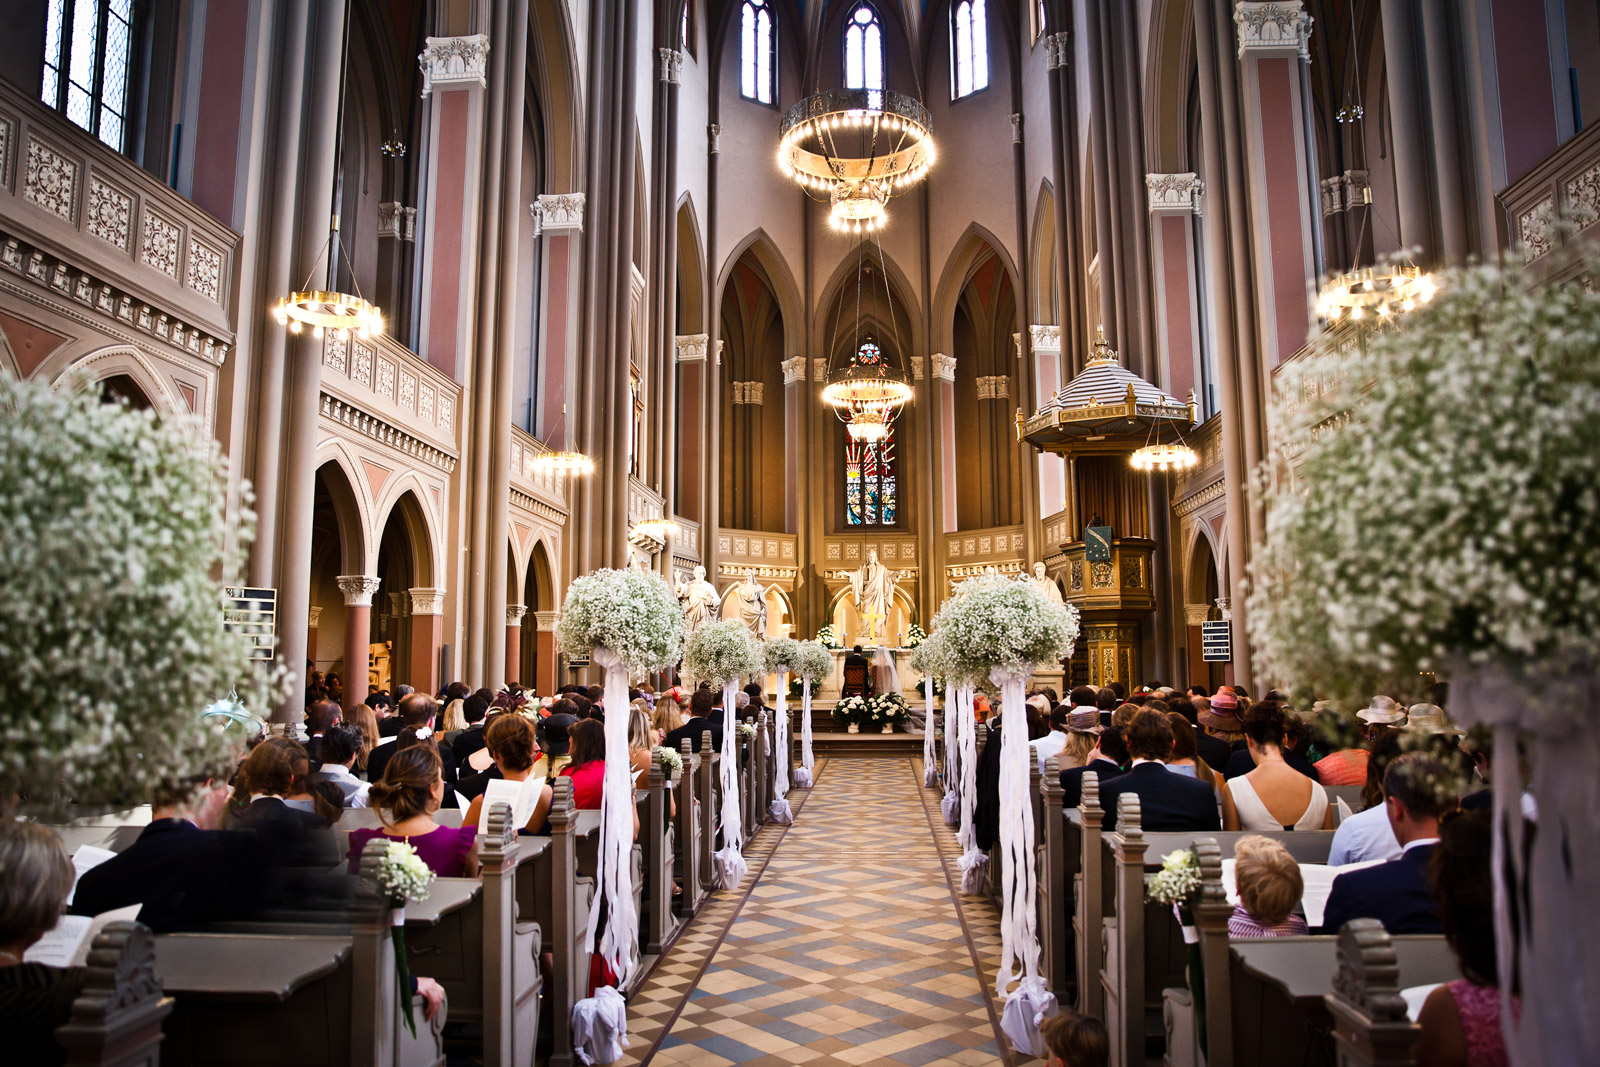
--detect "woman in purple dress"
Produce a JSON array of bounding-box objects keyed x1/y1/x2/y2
[{"x1": 346, "y1": 744, "x2": 477, "y2": 877}]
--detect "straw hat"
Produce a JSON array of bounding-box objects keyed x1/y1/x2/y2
[
  {"x1": 1356, "y1": 695, "x2": 1406, "y2": 725},
  {"x1": 1405, "y1": 703, "x2": 1459, "y2": 735},
  {"x1": 1198, "y1": 691, "x2": 1243, "y2": 732},
  {"x1": 1066, "y1": 709, "x2": 1102, "y2": 735}
]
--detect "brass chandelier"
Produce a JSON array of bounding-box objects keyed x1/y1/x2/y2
[
  {"x1": 273, "y1": 216, "x2": 384, "y2": 340},
  {"x1": 778, "y1": 87, "x2": 935, "y2": 233}
]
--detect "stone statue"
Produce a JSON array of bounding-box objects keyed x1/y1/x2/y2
[
  {"x1": 676, "y1": 564, "x2": 719, "y2": 633},
  {"x1": 1027, "y1": 561, "x2": 1066, "y2": 604},
  {"x1": 847, "y1": 549, "x2": 902, "y2": 644},
  {"x1": 736, "y1": 571, "x2": 768, "y2": 640}
]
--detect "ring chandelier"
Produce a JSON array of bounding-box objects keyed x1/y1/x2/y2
[
  {"x1": 778, "y1": 88, "x2": 935, "y2": 233},
  {"x1": 1317, "y1": 263, "x2": 1438, "y2": 322},
  {"x1": 529, "y1": 451, "x2": 595, "y2": 476},
  {"x1": 273, "y1": 216, "x2": 384, "y2": 340}
]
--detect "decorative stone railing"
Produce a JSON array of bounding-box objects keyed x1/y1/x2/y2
[
  {"x1": 509, "y1": 426, "x2": 570, "y2": 514},
  {"x1": 0, "y1": 79, "x2": 238, "y2": 359},
  {"x1": 320, "y1": 332, "x2": 460, "y2": 468},
  {"x1": 943, "y1": 525, "x2": 1026, "y2": 565},
  {"x1": 719, "y1": 528, "x2": 800, "y2": 579},
  {"x1": 1500, "y1": 118, "x2": 1600, "y2": 277}
]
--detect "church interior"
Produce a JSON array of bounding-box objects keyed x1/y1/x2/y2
[{"x1": 3, "y1": 0, "x2": 1598, "y2": 1064}]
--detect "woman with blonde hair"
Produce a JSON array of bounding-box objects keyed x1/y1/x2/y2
[
  {"x1": 1228, "y1": 835, "x2": 1308, "y2": 936},
  {"x1": 440, "y1": 698, "x2": 469, "y2": 734},
  {"x1": 349, "y1": 744, "x2": 478, "y2": 876},
  {"x1": 342, "y1": 702, "x2": 380, "y2": 775},
  {"x1": 652, "y1": 689, "x2": 686, "y2": 738}
]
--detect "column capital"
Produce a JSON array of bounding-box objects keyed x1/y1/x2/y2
[
  {"x1": 976, "y1": 375, "x2": 1010, "y2": 400},
  {"x1": 409, "y1": 587, "x2": 446, "y2": 616},
  {"x1": 1320, "y1": 175, "x2": 1345, "y2": 217},
  {"x1": 386, "y1": 591, "x2": 408, "y2": 616},
  {"x1": 781, "y1": 355, "x2": 806, "y2": 384},
  {"x1": 307, "y1": 605, "x2": 324, "y2": 628},
  {"x1": 658, "y1": 47, "x2": 683, "y2": 84},
  {"x1": 532, "y1": 193, "x2": 585, "y2": 236},
  {"x1": 418, "y1": 34, "x2": 491, "y2": 96},
  {"x1": 675, "y1": 333, "x2": 709, "y2": 362},
  {"x1": 709, "y1": 124, "x2": 721, "y2": 154},
  {"x1": 931, "y1": 352, "x2": 956, "y2": 382},
  {"x1": 1342, "y1": 169, "x2": 1370, "y2": 206},
  {"x1": 1215, "y1": 596, "x2": 1233, "y2": 621},
  {"x1": 811, "y1": 357, "x2": 828, "y2": 382},
  {"x1": 506, "y1": 604, "x2": 528, "y2": 625},
  {"x1": 731, "y1": 381, "x2": 765, "y2": 404},
  {"x1": 337, "y1": 575, "x2": 381, "y2": 607},
  {"x1": 1045, "y1": 32, "x2": 1072, "y2": 71},
  {"x1": 1010, "y1": 113, "x2": 1024, "y2": 144},
  {"x1": 1029, "y1": 324, "x2": 1062, "y2": 356},
  {"x1": 911, "y1": 354, "x2": 925, "y2": 380},
  {"x1": 1234, "y1": 2, "x2": 1312, "y2": 60},
  {"x1": 534, "y1": 610, "x2": 561, "y2": 632},
  {"x1": 1145, "y1": 173, "x2": 1205, "y2": 215}
]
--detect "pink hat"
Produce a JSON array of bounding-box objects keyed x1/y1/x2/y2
[{"x1": 1210, "y1": 692, "x2": 1239, "y2": 711}]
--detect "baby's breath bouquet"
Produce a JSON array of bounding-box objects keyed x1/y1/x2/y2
[
  {"x1": 793, "y1": 640, "x2": 832, "y2": 787},
  {"x1": 0, "y1": 375, "x2": 283, "y2": 811},
  {"x1": 935, "y1": 575, "x2": 1080, "y2": 685},
  {"x1": 373, "y1": 840, "x2": 435, "y2": 1036},
  {"x1": 682, "y1": 620, "x2": 761, "y2": 688},
  {"x1": 652, "y1": 745, "x2": 683, "y2": 779},
  {"x1": 556, "y1": 568, "x2": 686, "y2": 674},
  {"x1": 764, "y1": 636, "x2": 801, "y2": 675},
  {"x1": 795, "y1": 639, "x2": 834, "y2": 683},
  {"x1": 816, "y1": 623, "x2": 842, "y2": 649}
]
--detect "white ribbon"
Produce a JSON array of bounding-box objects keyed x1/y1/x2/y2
[
  {"x1": 922, "y1": 679, "x2": 938, "y2": 786},
  {"x1": 769, "y1": 682, "x2": 793, "y2": 824},
  {"x1": 999, "y1": 976, "x2": 1058, "y2": 1057},
  {"x1": 957, "y1": 685, "x2": 978, "y2": 852},
  {"x1": 941, "y1": 675, "x2": 960, "y2": 824},
  {"x1": 794, "y1": 673, "x2": 816, "y2": 788},
  {"x1": 992, "y1": 666, "x2": 1046, "y2": 1054},
  {"x1": 715, "y1": 681, "x2": 746, "y2": 889},
  {"x1": 571, "y1": 985, "x2": 630, "y2": 1065},
  {"x1": 587, "y1": 647, "x2": 640, "y2": 988}
]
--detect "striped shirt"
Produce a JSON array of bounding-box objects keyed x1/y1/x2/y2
[{"x1": 1228, "y1": 907, "x2": 1308, "y2": 938}]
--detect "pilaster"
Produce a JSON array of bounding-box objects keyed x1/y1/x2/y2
[
  {"x1": 337, "y1": 575, "x2": 381, "y2": 696},
  {"x1": 408, "y1": 587, "x2": 445, "y2": 694},
  {"x1": 1145, "y1": 174, "x2": 1207, "y2": 416},
  {"x1": 932, "y1": 353, "x2": 957, "y2": 534}
]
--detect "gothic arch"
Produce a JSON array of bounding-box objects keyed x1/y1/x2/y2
[
  {"x1": 529, "y1": 0, "x2": 585, "y2": 191},
  {"x1": 676, "y1": 195, "x2": 707, "y2": 334},
  {"x1": 371, "y1": 474, "x2": 441, "y2": 585},
  {"x1": 313, "y1": 450, "x2": 370, "y2": 577},
  {"x1": 811, "y1": 245, "x2": 924, "y2": 361},
  {"x1": 1143, "y1": 0, "x2": 1195, "y2": 174},
  {"x1": 716, "y1": 230, "x2": 804, "y2": 337},
  {"x1": 1030, "y1": 180, "x2": 1058, "y2": 325},
  {"x1": 52, "y1": 346, "x2": 184, "y2": 420},
  {"x1": 931, "y1": 223, "x2": 1022, "y2": 356},
  {"x1": 528, "y1": 535, "x2": 559, "y2": 612}
]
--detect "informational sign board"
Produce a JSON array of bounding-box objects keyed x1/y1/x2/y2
[
  {"x1": 567, "y1": 651, "x2": 591, "y2": 669},
  {"x1": 223, "y1": 586, "x2": 278, "y2": 662},
  {"x1": 1201, "y1": 620, "x2": 1232, "y2": 663}
]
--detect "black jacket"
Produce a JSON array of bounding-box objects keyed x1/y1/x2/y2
[
  {"x1": 72, "y1": 819, "x2": 257, "y2": 932},
  {"x1": 367, "y1": 736, "x2": 456, "y2": 785},
  {"x1": 1196, "y1": 731, "x2": 1234, "y2": 773},
  {"x1": 1319, "y1": 844, "x2": 1441, "y2": 935},
  {"x1": 664, "y1": 715, "x2": 723, "y2": 753},
  {"x1": 1059, "y1": 758, "x2": 1127, "y2": 808},
  {"x1": 1098, "y1": 762, "x2": 1222, "y2": 832},
  {"x1": 974, "y1": 722, "x2": 1005, "y2": 851}
]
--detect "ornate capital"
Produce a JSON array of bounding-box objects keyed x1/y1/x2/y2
[
  {"x1": 781, "y1": 356, "x2": 806, "y2": 385},
  {"x1": 307, "y1": 605, "x2": 324, "y2": 628},
  {"x1": 386, "y1": 591, "x2": 408, "y2": 616},
  {"x1": 1145, "y1": 173, "x2": 1205, "y2": 216},
  {"x1": 675, "y1": 333, "x2": 709, "y2": 362},
  {"x1": 532, "y1": 193, "x2": 585, "y2": 236},
  {"x1": 1030, "y1": 324, "x2": 1062, "y2": 356},
  {"x1": 709, "y1": 124, "x2": 721, "y2": 154},
  {"x1": 409, "y1": 587, "x2": 446, "y2": 616},
  {"x1": 506, "y1": 604, "x2": 528, "y2": 625},
  {"x1": 931, "y1": 352, "x2": 956, "y2": 382},
  {"x1": 1320, "y1": 175, "x2": 1345, "y2": 217},
  {"x1": 731, "y1": 381, "x2": 764, "y2": 405},
  {"x1": 378, "y1": 202, "x2": 404, "y2": 238},
  {"x1": 658, "y1": 47, "x2": 683, "y2": 84},
  {"x1": 1045, "y1": 31, "x2": 1072, "y2": 71},
  {"x1": 911, "y1": 354, "x2": 926, "y2": 380},
  {"x1": 1215, "y1": 596, "x2": 1233, "y2": 621},
  {"x1": 976, "y1": 375, "x2": 1010, "y2": 400},
  {"x1": 812, "y1": 357, "x2": 828, "y2": 382},
  {"x1": 534, "y1": 610, "x2": 561, "y2": 632},
  {"x1": 1234, "y1": 2, "x2": 1313, "y2": 60},
  {"x1": 419, "y1": 34, "x2": 490, "y2": 96},
  {"x1": 1343, "y1": 169, "x2": 1370, "y2": 207},
  {"x1": 337, "y1": 574, "x2": 381, "y2": 607},
  {"x1": 1184, "y1": 604, "x2": 1211, "y2": 627},
  {"x1": 1010, "y1": 113, "x2": 1024, "y2": 145}
]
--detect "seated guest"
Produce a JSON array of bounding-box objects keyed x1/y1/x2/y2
[
  {"x1": 1228, "y1": 836, "x2": 1309, "y2": 937},
  {"x1": 524, "y1": 719, "x2": 639, "y2": 838},
  {"x1": 1221, "y1": 702, "x2": 1332, "y2": 831},
  {"x1": 448, "y1": 693, "x2": 492, "y2": 764},
  {"x1": 532, "y1": 711, "x2": 578, "y2": 779},
  {"x1": 1320, "y1": 753, "x2": 1450, "y2": 934},
  {"x1": 1035, "y1": 701, "x2": 1087, "y2": 775},
  {"x1": 1098, "y1": 711, "x2": 1221, "y2": 832},
  {"x1": 367, "y1": 693, "x2": 456, "y2": 785},
  {"x1": 311, "y1": 723, "x2": 371, "y2": 807},
  {"x1": 1458, "y1": 729, "x2": 1494, "y2": 812},
  {"x1": 1165, "y1": 713, "x2": 1220, "y2": 795},
  {"x1": 349, "y1": 745, "x2": 478, "y2": 877},
  {"x1": 1094, "y1": 687, "x2": 1119, "y2": 728},
  {"x1": 1312, "y1": 709, "x2": 1370, "y2": 786},
  {"x1": 438, "y1": 698, "x2": 469, "y2": 738},
  {"x1": 302, "y1": 698, "x2": 342, "y2": 766},
  {"x1": 1039, "y1": 1007, "x2": 1109, "y2": 1067},
  {"x1": 664, "y1": 688, "x2": 723, "y2": 753},
  {"x1": 1050, "y1": 689, "x2": 1103, "y2": 772},
  {"x1": 568, "y1": 692, "x2": 593, "y2": 720},
  {"x1": 1198, "y1": 691, "x2": 1247, "y2": 754},
  {"x1": 1059, "y1": 725, "x2": 1129, "y2": 807},
  {"x1": 0, "y1": 823, "x2": 86, "y2": 1066},
  {"x1": 343, "y1": 701, "x2": 380, "y2": 777},
  {"x1": 1416, "y1": 809, "x2": 1508, "y2": 1067},
  {"x1": 652, "y1": 689, "x2": 687, "y2": 739},
  {"x1": 1222, "y1": 707, "x2": 1321, "y2": 782},
  {"x1": 743, "y1": 682, "x2": 766, "y2": 712},
  {"x1": 463, "y1": 714, "x2": 551, "y2": 832},
  {"x1": 629, "y1": 706, "x2": 656, "y2": 780},
  {"x1": 1024, "y1": 694, "x2": 1053, "y2": 743},
  {"x1": 1328, "y1": 731, "x2": 1404, "y2": 865},
  {"x1": 227, "y1": 738, "x2": 329, "y2": 831}
]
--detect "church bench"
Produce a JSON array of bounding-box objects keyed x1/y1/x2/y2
[
  {"x1": 698, "y1": 732, "x2": 719, "y2": 892},
  {"x1": 673, "y1": 739, "x2": 708, "y2": 918},
  {"x1": 52, "y1": 920, "x2": 174, "y2": 1067},
  {"x1": 641, "y1": 758, "x2": 680, "y2": 954}
]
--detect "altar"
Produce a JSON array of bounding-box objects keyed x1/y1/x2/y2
[{"x1": 815, "y1": 647, "x2": 924, "y2": 701}]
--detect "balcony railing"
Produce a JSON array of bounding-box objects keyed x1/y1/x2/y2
[
  {"x1": 510, "y1": 426, "x2": 570, "y2": 512},
  {"x1": 1500, "y1": 118, "x2": 1600, "y2": 282},
  {"x1": 320, "y1": 331, "x2": 460, "y2": 469}
]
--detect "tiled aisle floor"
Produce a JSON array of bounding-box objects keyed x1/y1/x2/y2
[{"x1": 620, "y1": 758, "x2": 1017, "y2": 1066}]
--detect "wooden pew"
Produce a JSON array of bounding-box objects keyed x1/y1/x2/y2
[
  {"x1": 698, "y1": 731, "x2": 717, "y2": 892},
  {"x1": 1040, "y1": 756, "x2": 1069, "y2": 998},
  {"x1": 526, "y1": 777, "x2": 585, "y2": 1067},
  {"x1": 1326, "y1": 919, "x2": 1452, "y2": 1067},
  {"x1": 155, "y1": 839, "x2": 446, "y2": 1066},
  {"x1": 641, "y1": 758, "x2": 680, "y2": 954},
  {"x1": 54, "y1": 920, "x2": 174, "y2": 1067},
  {"x1": 673, "y1": 739, "x2": 705, "y2": 918}
]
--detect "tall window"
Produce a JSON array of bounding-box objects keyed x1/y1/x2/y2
[
  {"x1": 41, "y1": 0, "x2": 137, "y2": 152},
  {"x1": 951, "y1": 0, "x2": 989, "y2": 100},
  {"x1": 844, "y1": 4, "x2": 883, "y2": 93},
  {"x1": 844, "y1": 343, "x2": 897, "y2": 526},
  {"x1": 740, "y1": 0, "x2": 775, "y2": 105}
]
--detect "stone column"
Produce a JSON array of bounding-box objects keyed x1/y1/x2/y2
[
  {"x1": 1145, "y1": 175, "x2": 1207, "y2": 412},
  {"x1": 307, "y1": 606, "x2": 323, "y2": 665},
  {"x1": 1029, "y1": 326, "x2": 1067, "y2": 516},
  {"x1": 505, "y1": 604, "x2": 527, "y2": 688},
  {"x1": 675, "y1": 334, "x2": 709, "y2": 532},
  {"x1": 534, "y1": 610, "x2": 561, "y2": 696},
  {"x1": 1418, "y1": 0, "x2": 1468, "y2": 263},
  {"x1": 1378, "y1": 0, "x2": 1432, "y2": 260},
  {"x1": 1233, "y1": 1, "x2": 1318, "y2": 368},
  {"x1": 932, "y1": 353, "x2": 958, "y2": 534},
  {"x1": 408, "y1": 588, "x2": 446, "y2": 695},
  {"x1": 532, "y1": 194, "x2": 587, "y2": 445},
  {"x1": 781, "y1": 355, "x2": 805, "y2": 534},
  {"x1": 338, "y1": 576, "x2": 381, "y2": 700}
]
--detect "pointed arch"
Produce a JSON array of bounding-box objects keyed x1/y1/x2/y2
[
  {"x1": 931, "y1": 222, "x2": 1022, "y2": 356},
  {"x1": 1144, "y1": 0, "x2": 1196, "y2": 173},
  {"x1": 675, "y1": 194, "x2": 707, "y2": 334},
  {"x1": 716, "y1": 229, "x2": 804, "y2": 336},
  {"x1": 53, "y1": 346, "x2": 184, "y2": 420},
  {"x1": 312, "y1": 451, "x2": 370, "y2": 577},
  {"x1": 529, "y1": 0, "x2": 585, "y2": 192},
  {"x1": 1031, "y1": 180, "x2": 1058, "y2": 325},
  {"x1": 528, "y1": 535, "x2": 559, "y2": 612},
  {"x1": 371, "y1": 475, "x2": 440, "y2": 586},
  {"x1": 811, "y1": 245, "x2": 924, "y2": 361}
]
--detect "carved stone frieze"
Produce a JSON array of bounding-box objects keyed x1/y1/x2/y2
[
  {"x1": 140, "y1": 210, "x2": 181, "y2": 278},
  {"x1": 532, "y1": 192, "x2": 585, "y2": 236},
  {"x1": 186, "y1": 238, "x2": 222, "y2": 303},
  {"x1": 87, "y1": 176, "x2": 132, "y2": 249},
  {"x1": 1234, "y1": 1, "x2": 1313, "y2": 60},
  {"x1": 25, "y1": 136, "x2": 77, "y2": 221},
  {"x1": 319, "y1": 393, "x2": 458, "y2": 473},
  {"x1": 419, "y1": 34, "x2": 490, "y2": 96}
]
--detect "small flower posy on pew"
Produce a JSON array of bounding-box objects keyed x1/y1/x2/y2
[
  {"x1": 374, "y1": 841, "x2": 436, "y2": 1037},
  {"x1": 1143, "y1": 848, "x2": 1201, "y2": 907},
  {"x1": 737, "y1": 722, "x2": 757, "y2": 741},
  {"x1": 652, "y1": 745, "x2": 683, "y2": 779}
]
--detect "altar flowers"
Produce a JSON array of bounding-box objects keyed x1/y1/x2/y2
[
  {"x1": 763, "y1": 637, "x2": 801, "y2": 823},
  {"x1": 934, "y1": 574, "x2": 1079, "y2": 1055},
  {"x1": 683, "y1": 621, "x2": 763, "y2": 889},
  {"x1": 792, "y1": 639, "x2": 833, "y2": 787}
]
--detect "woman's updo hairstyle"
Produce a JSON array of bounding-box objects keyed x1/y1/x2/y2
[
  {"x1": 486, "y1": 714, "x2": 535, "y2": 772},
  {"x1": 1242, "y1": 700, "x2": 1287, "y2": 748},
  {"x1": 368, "y1": 743, "x2": 443, "y2": 825}
]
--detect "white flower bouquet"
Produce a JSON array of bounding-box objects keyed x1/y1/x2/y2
[
  {"x1": 764, "y1": 636, "x2": 801, "y2": 675},
  {"x1": 682, "y1": 620, "x2": 761, "y2": 687},
  {"x1": 863, "y1": 691, "x2": 909, "y2": 730},
  {"x1": 737, "y1": 722, "x2": 757, "y2": 741},
  {"x1": 934, "y1": 575, "x2": 1079, "y2": 683},
  {"x1": 0, "y1": 375, "x2": 284, "y2": 810},
  {"x1": 833, "y1": 694, "x2": 867, "y2": 728},
  {"x1": 815, "y1": 623, "x2": 842, "y2": 649},
  {"x1": 652, "y1": 745, "x2": 683, "y2": 779},
  {"x1": 909, "y1": 630, "x2": 947, "y2": 681},
  {"x1": 795, "y1": 640, "x2": 834, "y2": 682},
  {"x1": 556, "y1": 568, "x2": 685, "y2": 673},
  {"x1": 1144, "y1": 848, "x2": 1201, "y2": 907},
  {"x1": 905, "y1": 623, "x2": 927, "y2": 648},
  {"x1": 373, "y1": 840, "x2": 436, "y2": 1036}
]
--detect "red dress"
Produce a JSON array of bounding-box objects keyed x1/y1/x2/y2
[
  {"x1": 1314, "y1": 748, "x2": 1368, "y2": 786},
  {"x1": 561, "y1": 759, "x2": 606, "y2": 809}
]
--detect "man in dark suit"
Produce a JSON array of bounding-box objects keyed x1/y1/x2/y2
[
  {"x1": 1320, "y1": 753, "x2": 1449, "y2": 935},
  {"x1": 841, "y1": 645, "x2": 871, "y2": 698},
  {"x1": 448, "y1": 693, "x2": 492, "y2": 764},
  {"x1": 1098, "y1": 710, "x2": 1221, "y2": 832},
  {"x1": 665, "y1": 688, "x2": 724, "y2": 753},
  {"x1": 367, "y1": 693, "x2": 456, "y2": 784},
  {"x1": 302, "y1": 699, "x2": 342, "y2": 767},
  {"x1": 1059, "y1": 724, "x2": 1129, "y2": 807}
]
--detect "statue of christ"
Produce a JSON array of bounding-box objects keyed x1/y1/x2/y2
[{"x1": 848, "y1": 549, "x2": 902, "y2": 644}]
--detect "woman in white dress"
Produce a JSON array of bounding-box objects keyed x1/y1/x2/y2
[{"x1": 1220, "y1": 701, "x2": 1333, "y2": 831}]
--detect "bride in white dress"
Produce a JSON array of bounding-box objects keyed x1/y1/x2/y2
[{"x1": 1220, "y1": 703, "x2": 1334, "y2": 831}]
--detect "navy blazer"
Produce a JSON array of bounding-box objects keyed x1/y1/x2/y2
[
  {"x1": 1098, "y1": 762, "x2": 1222, "y2": 832},
  {"x1": 1059, "y1": 758, "x2": 1127, "y2": 809},
  {"x1": 664, "y1": 716, "x2": 722, "y2": 754},
  {"x1": 1319, "y1": 843, "x2": 1442, "y2": 935},
  {"x1": 1195, "y1": 731, "x2": 1234, "y2": 773},
  {"x1": 72, "y1": 819, "x2": 257, "y2": 932}
]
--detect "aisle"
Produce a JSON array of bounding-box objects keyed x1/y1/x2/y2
[{"x1": 620, "y1": 758, "x2": 1013, "y2": 1066}]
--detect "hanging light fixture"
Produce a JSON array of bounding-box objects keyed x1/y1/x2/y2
[
  {"x1": 529, "y1": 450, "x2": 595, "y2": 476},
  {"x1": 777, "y1": 88, "x2": 934, "y2": 232},
  {"x1": 1130, "y1": 442, "x2": 1199, "y2": 472},
  {"x1": 631, "y1": 517, "x2": 679, "y2": 542},
  {"x1": 273, "y1": 216, "x2": 384, "y2": 340}
]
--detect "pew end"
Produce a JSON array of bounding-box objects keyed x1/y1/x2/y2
[{"x1": 55, "y1": 920, "x2": 174, "y2": 1067}]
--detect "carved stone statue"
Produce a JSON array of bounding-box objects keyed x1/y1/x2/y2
[
  {"x1": 1027, "y1": 561, "x2": 1066, "y2": 604},
  {"x1": 676, "y1": 564, "x2": 719, "y2": 633},
  {"x1": 736, "y1": 571, "x2": 768, "y2": 640},
  {"x1": 847, "y1": 549, "x2": 902, "y2": 643}
]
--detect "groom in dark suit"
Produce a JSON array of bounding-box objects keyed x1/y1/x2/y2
[
  {"x1": 1320, "y1": 753, "x2": 1450, "y2": 934},
  {"x1": 1098, "y1": 710, "x2": 1221, "y2": 832}
]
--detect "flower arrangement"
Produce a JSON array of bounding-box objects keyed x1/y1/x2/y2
[
  {"x1": 833, "y1": 694, "x2": 868, "y2": 728},
  {"x1": 737, "y1": 722, "x2": 757, "y2": 741},
  {"x1": 815, "y1": 623, "x2": 842, "y2": 649},
  {"x1": 0, "y1": 375, "x2": 285, "y2": 810},
  {"x1": 915, "y1": 677, "x2": 947, "y2": 698},
  {"x1": 373, "y1": 840, "x2": 436, "y2": 1036},
  {"x1": 909, "y1": 631, "x2": 948, "y2": 694},
  {"x1": 556, "y1": 568, "x2": 685, "y2": 673},
  {"x1": 764, "y1": 636, "x2": 801, "y2": 675},
  {"x1": 1248, "y1": 260, "x2": 1600, "y2": 707},
  {"x1": 905, "y1": 623, "x2": 927, "y2": 648},
  {"x1": 1144, "y1": 848, "x2": 1201, "y2": 907},
  {"x1": 863, "y1": 691, "x2": 910, "y2": 731},
  {"x1": 933, "y1": 575, "x2": 1080, "y2": 682},
  {"x1": 795, "y1": 639, "x2": 834, "y2": 681},
  {"x1": 788, "y1": 677, "x2": 823, "y2": 700},
  {"x1": 682, "y1": 620, "x2": 762, "y2": 687},
  {"x1": 652, "y1": 745, "x2": 683, "y2": 779}
]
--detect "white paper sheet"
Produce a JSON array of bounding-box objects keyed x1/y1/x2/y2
[
  {"x1": 66, "y1": 845, "x2": 118, "y2": 905},
  {"x1": 25, "y1": 904, "x2": 142, "y2": 968},
  {"x1": 1336, "y1": 796, "x2": 1355, "y2": 823},
  {"x1": 1220, "y1": 856, "x2": 1386, "y2": 929},
  {"x1": 454, "y1": 791, "x2": 471, "y2": 813},
  {"x1": 481, "y1": 776, "x2": 543, "y2": 831},
  {"x1": 1402, "y1": 983, "x2": 1443, "y2": 1021}
]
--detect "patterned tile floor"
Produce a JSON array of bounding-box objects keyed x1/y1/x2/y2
[{"x1": 619, "y1": 757, "x2": 1027, "y2": 1066}]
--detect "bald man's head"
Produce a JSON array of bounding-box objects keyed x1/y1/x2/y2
[{"x1": 398, "y1": 692, "x2": 437, "y2": 727}]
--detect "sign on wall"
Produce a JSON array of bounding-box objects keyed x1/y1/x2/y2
[
  {"x1": 1201, "y1": 620, "x2": 1232, "y2": 663},
  {"x1": 223, "y1": 586, "x2": 278, "y2": 662}
]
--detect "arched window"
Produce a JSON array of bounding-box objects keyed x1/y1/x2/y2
[
  {"x1": 41, "y1": 0, "x2": 137, "y2": 152},
  {"x1": 843, "y1": 342, "x2": 897, "y2": 526},
  {"x1": 740, "y1": 0, "x2": 775, "y2": 105},
  {"x1": 951, "y1": 0, "x2": 989, "y2": 100},
  {"x1": 844, "y1": 4, "x2": 883, "y2": 93}
]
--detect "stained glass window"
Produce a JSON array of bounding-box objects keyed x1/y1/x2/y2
[
  {"x1": 740, "y1": 0, "x2": 775, "y2": 105},
  {"x1": 40, "y1": 0, "x2": 135, "y2": 153},
  {"x1": 846, "y1": 425, "x2": 896, "y2": 526},
  {"x1": 844, "y1": 4, "x2": 883, "y2": 93}
]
